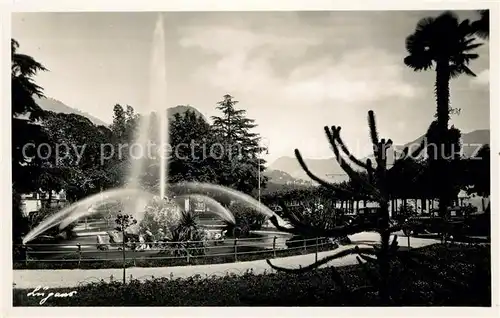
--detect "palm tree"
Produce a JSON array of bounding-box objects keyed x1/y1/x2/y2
[
  {"x1": 404, "y1": 12, "x2": 483, "y2": 225},
  {"x1": 404, "y1": 11, "x2": 482, "y2": 131},
  {"x1": 154, "y1": 209, "x2": 205, "y2": 257},
  {"x1": 472, "y1": 10, "x2": 489, "y2": 40}
]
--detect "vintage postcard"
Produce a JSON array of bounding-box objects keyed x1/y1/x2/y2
[{"x1": 2, "y1": 0, "x2": 498, "y2": 316}]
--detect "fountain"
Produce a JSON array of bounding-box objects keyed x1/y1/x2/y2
[
  {"x1": 127, "y1": 14, "x2": 169, "y2": 199},
  {"x1": 22, "y1": 14, "x2": 287, "y2": 248}
]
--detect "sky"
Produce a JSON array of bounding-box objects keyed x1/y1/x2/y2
[{"x1": 12, "y1": 11, "x2": 490, "y2": 163}]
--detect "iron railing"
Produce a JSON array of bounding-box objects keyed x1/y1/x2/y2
[{"x1": 15, "y1": 236, "x2": 336, "y2": 268}]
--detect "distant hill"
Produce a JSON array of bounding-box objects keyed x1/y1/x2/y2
[
  {"x1": 460, "y1": 129, "x2": 490, "y2": 157},
  {"x1": 262, "y1": 169, "x2": 313, "y2": 185},
  {"x1": 364, "y1": 128, "x2": 490, "y2": 162},
  {"x1": 261, "y1": 181, "x2": 315, "y2": 196},
  {"x1": 269, "y1": 129, "x2": 490, "y2": 184},
  {"x1": 33, "y1": 96, "x2": 109, "y2": 127},
  {"x1": 268, "y1": 156, "x2": 349, "y2": 184},
  {"x1": 167, "y1": 105, "x2": 206, "y2": 121},
  {"x1": 32, "y1": 97, "x2": 207, "y2": 127}
]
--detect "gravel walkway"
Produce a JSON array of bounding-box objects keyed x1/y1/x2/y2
[{"x1": 13, "y1": 233, "x2": 439, "y2": 289}]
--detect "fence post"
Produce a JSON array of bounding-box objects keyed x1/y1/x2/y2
[
  {"x1": 303, "y1": 238, "x2": 307, "y2": 253},
  {"x1": 234, "y1": 238, "x2": 238, "y2": 262},
  {"x1": 77, "y1": 243, "x2": 82, "y2": 268},
  {"x1": 315, "y1": 237, "x2": 319, "y2": 263},
  {"x1": 186, "y1": 242, "x2": 190, "y2": 264},
  {"x1": 23, "y1": 244, "x2": 28, "y2": 267},
  {"x1": 85, "y1": 217, "x2": 88, "y2": 230},
  {"x1": 122, "y1": 230, "x2": 126, "y2": 285},
  {"x1": 273, "y1": 236, "x2": 277, "y2": 258}
]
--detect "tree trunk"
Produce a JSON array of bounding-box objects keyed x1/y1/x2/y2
[
  {"x1": 122, "y1": 228, "x2": 126, "y2": 284},
  {"x1": 435, "y1": 59, "x2": 452, "y2": 242},
  {"x1": 46, "y1": 190, "x2": 53, "y2": 209}
]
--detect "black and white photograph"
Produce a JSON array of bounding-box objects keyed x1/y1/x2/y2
[{"x1": 5, "y1": 0, "x2": 497, "y2": 310}]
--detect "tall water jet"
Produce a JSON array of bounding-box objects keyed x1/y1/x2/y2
[
  {"x1": 127, "y1": 115, "x2": 151, "y2": 188},
  {"x1": 127, "y1": 13, "x2": 169, "y2": 199},
  {"x1": 153, "y1": 14, "x2": 169, "y2": 199}
]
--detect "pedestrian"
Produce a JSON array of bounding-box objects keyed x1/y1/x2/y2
[
  {"x1": 145, "y1": 229, "x2": 154, "y2": 249},
  {"x1": 97, "y1": 234, "x2": 109, "y2": 250}
]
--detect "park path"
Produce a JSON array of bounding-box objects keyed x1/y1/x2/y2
[{"x1": 13, "y1": 233, "x2": 438, "y2": 289}]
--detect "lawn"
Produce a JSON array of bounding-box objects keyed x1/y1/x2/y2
[{"x1": 13, "y1": 243, "x2": 491, "y2": 306}]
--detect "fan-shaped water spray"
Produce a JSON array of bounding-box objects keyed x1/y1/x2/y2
[
  {"x1": 174, "y1": 194, "x2": 236, "y2": 224},
  {"x1": 21, "y1": 14, "x2": 282, "y2": 246},
  {"x1": 22, "y1": 188, "x2": 156, "y2": 244},
  {"x1": 170, "y1": 182, "x2": 289, "y2": 226},
  {"x1": 170, "y1": 182, "x2": 276, "y2": 217}
]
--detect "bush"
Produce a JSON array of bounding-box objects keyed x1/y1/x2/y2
[
  {"x1": 397, "y1": 203, "x2": 416, "y2": 218},
  {"x1": 225, "y1": 203, "x2": 267, "y2": 238},
  {"x1": 12, "y1": 244, "x2": 490, "y2": 306}
]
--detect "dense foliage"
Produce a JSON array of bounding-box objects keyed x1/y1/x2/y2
[
  {"x1": 211, "y1": 94, "x2": 268, "y2": 195},
  {"x1": 224, "y1": 203, "x2": 267, "y2": 238}
]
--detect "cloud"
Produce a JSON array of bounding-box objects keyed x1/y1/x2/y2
[
  {"x1": 178, "y1": 26, "x2": 321, "y2": 59},
  {"x1": 396, "y1": 121, "x2": 406, "y2": 130},
  {"x1": 179, "y1": 26, "x2": 418, "y2": 105},
  {"x1": 284, "y1": 48, "x2": 418, "y2": 103},
  {"x1": 470, "y1": 69, "x2": 489, "y2": 86}
]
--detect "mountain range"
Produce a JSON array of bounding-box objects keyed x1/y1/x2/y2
[
  {"x1": 268, "y1": 129, "x2": 490, "y2": 183},
  {"x1": 34, "y1": 96, "x2": 490, "y2": 185},
  {"x1": 34, "y1": 96, "x2": 109, "y2": 127},
  {"x1": 34, "y1": 97, "x2": 206, "y2": 127}
]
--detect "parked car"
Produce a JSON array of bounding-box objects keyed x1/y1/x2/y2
[
  {"x1": 344, "y1": 207, "x2": 397, "y2": 228},
  {"x1": 402, "y1": 206, "x2": 469, "y2": 237},
  {"x1": 355, "y1": 207, "x2": 381, "y2": 225}
]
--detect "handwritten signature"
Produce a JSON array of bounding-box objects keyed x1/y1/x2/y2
[{"x1": 27, "y1": 286, "x2": 77, "y2": 305}]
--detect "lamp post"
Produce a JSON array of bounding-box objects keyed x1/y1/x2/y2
[{"x1": 258, "y1": 137, "x2": 270, "y2": 207}]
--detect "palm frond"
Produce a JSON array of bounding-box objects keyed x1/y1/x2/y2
[{"x1": 464, "y1": 43, "x2": 483, "y2": 51}]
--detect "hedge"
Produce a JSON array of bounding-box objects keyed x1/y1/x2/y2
[{"x1": 13, "y1": 243, "x2": 491, "y2": 306}]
